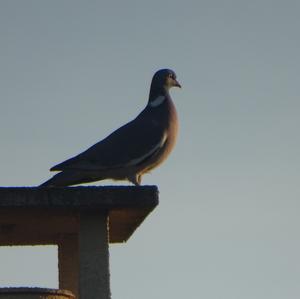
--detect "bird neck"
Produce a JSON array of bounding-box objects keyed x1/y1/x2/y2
[{"x1": 148, "y1": 86, "x2": 170, "y2": 104}]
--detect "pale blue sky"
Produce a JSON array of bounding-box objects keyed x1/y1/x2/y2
[{"x1": 0, "y1": 1, "x2": 300, "y2": 298}]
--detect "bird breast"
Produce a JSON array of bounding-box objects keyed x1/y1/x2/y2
[{"x1": 142, "y1": 98, "x2": 178, "y2": 173}]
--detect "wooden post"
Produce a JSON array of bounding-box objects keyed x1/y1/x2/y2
[
  {"x1": 79, "y1": 211, "x2": 111, "y2": 299},
  {"x1": 0, "y1": 186, "x2": 158, "y2": 299},
  {"x1": 58, "y1": 234, "x2": 79, "y2": 298}
]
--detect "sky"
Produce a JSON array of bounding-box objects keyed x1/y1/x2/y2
[{"x1": 0, "y1": 0, "x2": 300, "y2": 298}]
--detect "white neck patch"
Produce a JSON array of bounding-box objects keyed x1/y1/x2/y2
[{"x1": 149, "y1": 95, "x2": 165, "y2": 107}]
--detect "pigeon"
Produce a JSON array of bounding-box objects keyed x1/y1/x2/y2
[{"x1": 40, "y1": 68, "x2": 181, "y2": 187}]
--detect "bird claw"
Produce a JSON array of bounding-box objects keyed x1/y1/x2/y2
[{"x1": 128, "y1": 175, "x2": 142, "y2": 186}]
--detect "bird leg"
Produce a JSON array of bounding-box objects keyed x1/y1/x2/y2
[{"x1": 128, "y1": 174, "x2": 142, "y2": 186}]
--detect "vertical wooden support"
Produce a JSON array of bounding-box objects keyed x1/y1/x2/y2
[
  {"x1": 58, "y1": 234, "x2": 79, "y2": 299},
  {"x1": 79, "y1": 211, "x2": 111, "y2": 299}
]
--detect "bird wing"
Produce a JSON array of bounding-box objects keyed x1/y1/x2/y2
[{"x1": 51, "y1": 117, "x2": 166, "y2": 171}]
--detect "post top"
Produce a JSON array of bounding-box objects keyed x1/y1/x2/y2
[
  {"x1": 0, "y1": 287, "x2": 74, "y2": 298},
  {"x1": 0, "y1": 186, "x2": 159, "y2": 243}
]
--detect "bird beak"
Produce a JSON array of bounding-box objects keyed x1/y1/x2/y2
[{"x1": 174, "y1": 79, "x2": 182, "y2": 88}]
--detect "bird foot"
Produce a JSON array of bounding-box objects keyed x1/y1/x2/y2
[{"x1": 128, "y1": 175, "x2": 142, "y2": 186}]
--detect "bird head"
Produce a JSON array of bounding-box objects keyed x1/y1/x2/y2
[{"x1": 151, "y1": 69, "x2": 181, "y2": 91}]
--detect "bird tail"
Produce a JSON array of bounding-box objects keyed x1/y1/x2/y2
[{"x1": 39, "y1": 171, "x2": 102, "y2": 187}]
